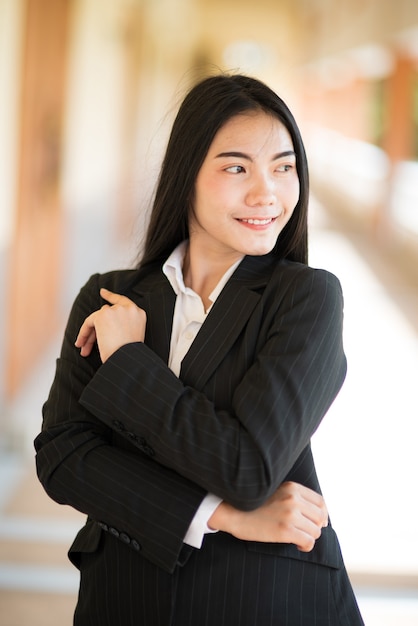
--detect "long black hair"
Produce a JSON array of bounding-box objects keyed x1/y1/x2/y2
[{"x1": 139, "y1": 73, "x2": 309, "y2": 269}]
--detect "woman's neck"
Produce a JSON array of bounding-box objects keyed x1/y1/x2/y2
[{"x1": 183, "y1": 243, "x2": 243, "y2": 310}]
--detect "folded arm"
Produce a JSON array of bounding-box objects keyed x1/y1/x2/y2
[
  {"x1": 77, "y1": 267, "x2": 346, "y2": 510},
  {"x1": 35, "y1": 267, "x2": 342, "y2": 571}
]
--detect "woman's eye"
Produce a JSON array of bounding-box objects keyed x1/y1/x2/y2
[
  {"x1": 225, "y1": 165, "x2": 245, "y2": 174},
  {"x1": 277, "y1": 163, "x2": 294, "y2": 173}
]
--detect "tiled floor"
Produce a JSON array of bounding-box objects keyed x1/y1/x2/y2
[{"x1": 1, "y1": 199, "x2": 417, "y2": 625}]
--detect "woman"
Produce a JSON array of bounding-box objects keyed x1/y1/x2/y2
[{"x1": 35, "y1": 74, "x2": 364, "y2": 625}]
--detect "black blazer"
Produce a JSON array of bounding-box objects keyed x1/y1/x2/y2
[{"x1": 35, "y1": 253, "x2": 364, "y2": 625}]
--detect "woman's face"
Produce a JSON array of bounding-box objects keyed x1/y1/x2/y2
[{"x1": 189, "y1": 111, "x2": 300, "y2": 264}]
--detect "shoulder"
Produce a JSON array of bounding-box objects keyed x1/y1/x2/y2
[
  {"x1": 69, "y1": 268, "x2": 147, "y2": 321},
  {"x1": 236, "y1": 255, "x2": 344, "y2": 310},
  {"x1": 262, "y1": 259, "x2": 345, "y2": 320},
  {"x1": 268, "y1": 259, "x2": 343, "y2": 295},
  {"x1": 78, "y1": 265, "x2": 163, "y2": 299},
  {"x1": 82, "y1": 269, "x2": 141, "y2": 293},
  {"x1": 240, "y1": 254, "x2": 342, "y2": 292}
]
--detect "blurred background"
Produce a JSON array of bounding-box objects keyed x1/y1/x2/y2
[{"x1": 0, "y1": 0, "x2": 417, "y2": 624}]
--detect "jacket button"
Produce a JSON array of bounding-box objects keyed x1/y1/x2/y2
[
  {"x1": 113, "y1": 420, "x2": 125, "y2": 431},
  {"x1": 131, "y1": 540, "x2": 141, "y2": 551},
  {"x1": 120, "y1": 533, "x2": 130, "y2": 544},
  {"x1": 109, "y1": 527, "x2": 120, "y2": 538},
  {"x1": 143, "y1": 445, "x2": 155, "y2": 457},
  {"x1": 98, "y1": 522, "x2": 108, "y2": 531}
]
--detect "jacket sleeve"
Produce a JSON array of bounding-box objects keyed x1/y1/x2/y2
[
  {"x1": 35, "y1": 273, "x2": 206, "y2": 573},
  {"x1": 78, "y1": 266, "x2": 347, "y2": 511}
]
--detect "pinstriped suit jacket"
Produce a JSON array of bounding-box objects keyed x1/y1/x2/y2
[{"x1": 35, "y1": 253, "x2": 364, "y2": 625}]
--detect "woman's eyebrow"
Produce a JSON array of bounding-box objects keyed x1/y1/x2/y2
[{"x1": 215, "y1": 150, "x2": 296, "y2": 161}]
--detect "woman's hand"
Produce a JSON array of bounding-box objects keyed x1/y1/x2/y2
[
  {"x1": 75, "y1": 288, "x2": 147, "y2": 363},
  {"x1": 208, "y1": 481, "x2": 328, "y2": 552}
]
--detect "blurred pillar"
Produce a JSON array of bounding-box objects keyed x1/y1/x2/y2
[
  {"x1": 115, "y1": 4, "x2": 148, "y2": 243},
  {"x1": 5, "y1": 0, "x2": 72, "y2": 397},
  {"x1": 382, "y1": 53, "x2": 416, "y2": 163},
  {"x1": 374, "y1": 52, "x2": 416, "y2": 237},
  {"x1": 296, "y1": 62, "x2": 374, "y2": 144}
]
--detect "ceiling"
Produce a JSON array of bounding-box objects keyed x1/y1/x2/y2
[{"x1": 186, "y1": 0, "x2": 418, "y2": 66}]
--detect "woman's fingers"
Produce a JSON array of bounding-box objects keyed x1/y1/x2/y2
[
  {"x1": 295, "y1": 482, "x2": 329, "y2": 528},
  {"x1": 100, "y1": 287, "x2": 129, "y2": 305},
  {"x1": 75, "y1": 312, "x2": 100, "y2": 357},
  {"x1": 75, "y1": 289, "x2": 147, "y2": 362}
]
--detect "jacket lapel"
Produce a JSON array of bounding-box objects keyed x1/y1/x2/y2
[
  {"x1": 130, "y1": 269, "x2": 176, "y2": 364},
  {"x1": 180, "y1": 254, "x2": 276, "y2": 390}
]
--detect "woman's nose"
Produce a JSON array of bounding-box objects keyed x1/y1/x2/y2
[{"x1": 245, "y1": 173, "x2": 276, "y2": 206}]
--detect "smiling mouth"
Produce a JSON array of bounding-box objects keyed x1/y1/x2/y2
[{"x1": 237, "y1": 217, "x2": 277, "y2": 225}]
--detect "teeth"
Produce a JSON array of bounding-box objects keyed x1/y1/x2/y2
[{"x1": 241, "y1": 218, "x2": 273, "y2": 225}]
